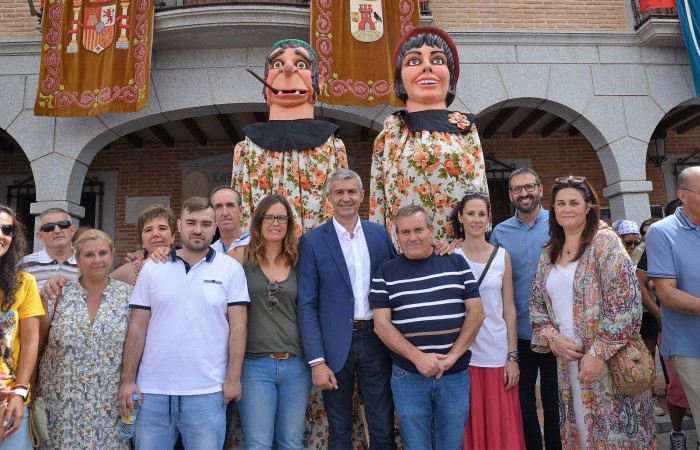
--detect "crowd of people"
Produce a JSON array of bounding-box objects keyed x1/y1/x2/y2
[{"x1": 0, "y1": 24, "x2": 698, "y2": 450}]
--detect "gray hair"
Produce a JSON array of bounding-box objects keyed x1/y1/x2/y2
[
  {"x1": 394, "y1": 205, "x2": 432, "y2": 233},
  {"x1": 210, "y1": 186, "x2": 242, "y2": 207},
  {"x1": 39, "y1": 208, "x2": 69, "y2": 221},
  {"x1": 508, "y1": 168, "x2": 541, "y2": 187},
  {"x1": 677, "y1": 166, "x2": 700, "y2": 190},
  {"x1": 327, "y1": 169, "x2": 363, "y2": 193}
]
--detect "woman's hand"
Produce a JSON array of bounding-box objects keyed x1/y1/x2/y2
[
  {"x1": 148, "y1": 247, "x2": 170, "y2": 263},
  {"x1": 577, "y1": 352, "x2": 605, "y2": 384},
  {"x1": 2, "y1": 395, "x2": 24, "y2": 439},
  {"x1": 550, "y1": 335, "x2": 584, "y2": 362},
  {"x1": 504, "y1": 360, "x2": 519, "y2": 390},
  {"x1": 41, "y1": 276, "x2": 67, "y2": 302}
]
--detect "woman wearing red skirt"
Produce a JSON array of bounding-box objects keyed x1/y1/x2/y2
[{"x1": 451, "y1": 193, "x2": 526, "y2": 450}]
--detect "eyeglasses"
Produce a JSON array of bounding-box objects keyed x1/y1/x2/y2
[
  {"x1": 262, "y1": 215, "x2": 289, "y2": 224},
  {"x1": 509, "y1": 183, "x2": 539, "y2": 194},
  {"x1": 555, "y1": 176, "x2": 586, "y2": 184},
  {"x1": 464, "y1": 192, "x2": 489, "y2": 198},
  {"x1": 39, "y1": 220, "x2": 72, "y2": 233},
  {"x1": 622, "y1": 239, "x2": 641, "y2": 248},
  {"x1": 267, "y1": 281, "x2": 279, "y2": 311},
  {"x1": 0, "y1": 224, "x2": 17, "y2": 238},
  {"x1": 682, "y1": 187, "x2": 700, "y2": 196}
]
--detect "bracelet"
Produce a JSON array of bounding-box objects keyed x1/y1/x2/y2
[
  {"x1": 13, "y1": 384, "x2": 28, "y2": 390},
  {"x1": 506, "y1": 354, "x2": 520, "y2": 363},
  {"x1": 12, "y1": 388, "x2": 29, "y2": 400},
  {"x1": 309, "y1": 361, "x2": 325, "y2": 368}
]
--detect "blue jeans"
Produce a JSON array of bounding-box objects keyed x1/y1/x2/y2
[
  {"x1": 321, "y1": 328, "x2": 395, "y2": 450},
  {"x1": 237, "y1": 356, "x2": 311, "y2": 450},
  {"x1": 518, "y1": 338, "x2": 561, "y2": 450},
  {"x1": 390, "y1": 364, "x2": 470, "y2": 450},
  {"x1": 0, "y1": 406, "x2": 31, "y2": 450},
  {"x1": 134, "y1": 392, "x2": 226, "y2": 449}
]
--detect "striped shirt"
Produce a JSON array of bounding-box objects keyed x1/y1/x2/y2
[
  {"x1": 21, "y1": 249, "x2": 79, "y2": 290},
  {"x1": 369, "y1": 253, "x2": 480, "y2": 374}
]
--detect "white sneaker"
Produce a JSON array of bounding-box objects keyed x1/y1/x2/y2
[{"x1": 670, "y1": 431, "x2": 686, "y2": 450}]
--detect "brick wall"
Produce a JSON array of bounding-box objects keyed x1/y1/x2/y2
[
  {"x1": 431, "y1": 0, "x2": 629, "y2": 31},
  {"x1": 0, "y1": 1, "x2": 40, "y2": 39},
  {"x1": 3, "y1": 127, "x2": 700, "y2": 257}
]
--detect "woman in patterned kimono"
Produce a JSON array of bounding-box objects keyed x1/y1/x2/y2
[
  {"x1": 370, "y1": 26, "x2": 488, "y2": 244},
  {"x1": 233, "y1": 39, "x2": 348, "y2": 238},
  {"x1": 529, "y1": 176, "x2": 657, "y2": 450},
  {"x1": 39, "y1": 229, "x2": 132, "y2": 450}
]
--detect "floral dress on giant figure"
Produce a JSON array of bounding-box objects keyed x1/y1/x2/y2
[
  {"x1": 232, "y1": 39, "x2": 348, "y2": 238},
  {"x1": 370, "y1": 27, "x2": 488, "y2": 244}
]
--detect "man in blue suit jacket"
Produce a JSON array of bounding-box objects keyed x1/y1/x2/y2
[{"x1": 298, "y1": 169, "x2": 397, "y2": 449}]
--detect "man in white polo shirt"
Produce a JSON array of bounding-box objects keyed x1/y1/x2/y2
[{"x1": 119, "y1": 197, "x2": 249, "y2": 449}]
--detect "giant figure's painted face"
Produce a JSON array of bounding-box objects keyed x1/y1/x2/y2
[{"x1": 263, "y1": 40, "x2": 320, "y2": 109}]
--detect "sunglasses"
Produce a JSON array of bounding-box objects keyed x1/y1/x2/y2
[
  {"x1": 262, "y1": 215, "x2": 289, "y2": 224},
  {"x1": 267, "y1": 281, "x2": 279, "y2": 311},
  {"x1": 0, "y1": 224, "x2": 17, "y2": 238},
  {"x1": 508, "y1": 183, "x2": 539, "y2": 194},
  {"x1": 623, "y1": 239, "x2": 641, "y2": 248},
  {"x1": 555, "y1": 176, "x2": 587, "y2": 184},
  {"x1": 39, "y1": 220, "x2": 72, "y2": 233},
  {"x1": 464, "y1": 192, "x2": 489, "y2": 199}
]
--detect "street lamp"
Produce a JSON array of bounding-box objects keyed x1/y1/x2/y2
[{"x1": 647, "y1": 130, "x2": 667, "y2": 167}]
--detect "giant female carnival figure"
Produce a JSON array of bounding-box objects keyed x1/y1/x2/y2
[
  {"x1": 370, "y1": 27, "x2": 488, "y2": 243},
  {"x1": 233, "y1": 39, "x2": 348, "y2": 237}
]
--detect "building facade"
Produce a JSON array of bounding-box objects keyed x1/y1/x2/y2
[{"x1": 1, "y1": 0, "x2": 698, "y2": 257}]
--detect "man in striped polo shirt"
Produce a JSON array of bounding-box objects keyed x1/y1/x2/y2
[
  {"x1": 21, "y1": 208, "x2": 78, "y2": 291},
  {"x1": 370, "y1": 205, "x2": 485, "y2": 450}
]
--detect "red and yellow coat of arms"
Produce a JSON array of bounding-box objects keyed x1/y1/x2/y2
[{"x1": 66, "y1": 0, "x2": 132, "y2": 54}]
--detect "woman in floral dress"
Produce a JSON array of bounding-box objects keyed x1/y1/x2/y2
[
  {"x1": 370, "y1": 27, "x2": 487, "y2": 244},
  {"x1": 39, "y1": 230, "x2": 132, "y2": 450},
  {"x1": 529, "y1": 176, "x2": 657, "y2": 449},
  {"x1": 233, "y1": 39, "x2": 348, "y2": 238}
]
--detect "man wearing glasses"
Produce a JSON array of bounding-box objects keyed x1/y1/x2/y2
[
  {"x1": 647, "y1": 166, "x2": 700, "y2": 443},
  {"x1": 21, "y1": 208, "x2": 78, "y2": 291},
  {"x1": 490, "y1": 168, "x2": 561, "y2": 450},
  {"x1": 119, "y1": 197, "x2": 249, "y2": 449}
]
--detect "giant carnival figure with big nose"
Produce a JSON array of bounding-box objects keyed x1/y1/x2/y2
[
  {"x1": 233, "y1": 39, "x2": 348, "y2": 237},
  {"x1": 370, "y1": 27, "x2": 488, "y2": 244}
]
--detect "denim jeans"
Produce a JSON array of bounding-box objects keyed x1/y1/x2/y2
[
  {"x1": 0, "y1": 406, "x2": 31, "y2": 450},
  {"x1": 237, "y1": 356, "x2": 311, "y2": 450},
  {"x1": 134, "y1": 392, "x2": 226, "y2": 449},
  {"x1": 321, "y1": 328, "x2": 395, "y2": 450},
  {"x1": 518, "y1": 338, "x2": 561, "y2": 450},
  {"x1": 390, "y1": 364, "x2": 470, "y2": 450}
]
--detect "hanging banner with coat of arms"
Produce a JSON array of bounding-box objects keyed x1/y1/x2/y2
[
  {"x1": 34, "y1": 0, "x2": 153, "y2": 117},
  {"x1": 311, "y1": 0, "x2": 420, "y2": 107}
]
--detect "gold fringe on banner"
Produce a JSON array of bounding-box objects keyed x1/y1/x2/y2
[
  {"x1": 311, "y1": 0, "x2": 420, "y2": 107},
  {"x1": 34, "y1": 0, "x2": 154, "y2": 117}
]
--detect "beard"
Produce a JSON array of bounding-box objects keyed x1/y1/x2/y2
[{"x1": 514, "y1": 193, "x2": 541, "y2": 214}]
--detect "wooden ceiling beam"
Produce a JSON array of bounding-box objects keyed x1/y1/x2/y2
[
  {"x1": 182, "y1": 118, "x2": 208, "y2": 147},
  {"x1": 216, "y1": 114, "x2": 241, "y2": 144},
  {"x1": 123, "y1": 132, "x2": 144, "y2": 149},
  {"x1": 511, "y1": 109, "x2": 547, "y2": 138},
  {"x1": 482, "y1": 107, "x2": 517, "y2": 139},
  {"x1": 149, "y1": 124, "x2": 175, "y2": 148},
  {"x1": 676, "y1": 114, "x2": 700, "y2": 135},
  {"x1": 540, "y1": 117, "x2": 567, "y2": 138},
  {"x1": 658, "y1": 107, "x2": 700, "y2": 131}
]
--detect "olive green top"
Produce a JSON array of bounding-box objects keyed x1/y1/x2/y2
[{"x1": 243, "y1": 263, "x2": 304, "y2": 359}]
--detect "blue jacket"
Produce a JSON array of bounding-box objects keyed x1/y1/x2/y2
[{"x1": 297, "y1": 219, "x2": 397, "y2": 372}]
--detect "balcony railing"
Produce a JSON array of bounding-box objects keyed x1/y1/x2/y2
[
  {"x1": 630, "y1": 0, "x2": 678, "y2": 30},
  {"x1": 153, "y1": 0, "x2": 432, "y2": 15}
]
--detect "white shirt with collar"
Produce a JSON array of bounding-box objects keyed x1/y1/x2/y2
[{"x1": 332, "y1": 216, "x2": 372, "y2": 320}]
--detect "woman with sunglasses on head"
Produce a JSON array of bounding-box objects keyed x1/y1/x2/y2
[
  {"x1": 529, "y1": 177, "x2": 657, "y2": 449},
  {"x1": 449, "y1": 193, "x2": 525, "y2": 450},
  {"x1": 611, "y1": 219, "x2": 643, "y2": 266},
  {"x1": 229, "y1": 195, "x2": 310, "y2": 450},
  {"x1": 0, "y1": 204, "x2": 43, "y2": 449}
]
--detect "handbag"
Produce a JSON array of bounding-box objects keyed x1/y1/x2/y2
[
  {"x1": 30, "y1": 294, "x2": 61, "y2": 447},
  {"x1": 606, "y1": 333, "x2": 656, "y2": 396}
]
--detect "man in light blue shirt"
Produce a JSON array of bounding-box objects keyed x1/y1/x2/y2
[
  {"x1": 490, "y1": 168, "x2": 560, "y2": 450},
  {"x1": 647, "y1": 166, "x2": 700, "y2": 436}
]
